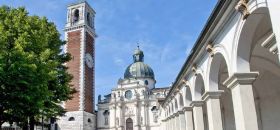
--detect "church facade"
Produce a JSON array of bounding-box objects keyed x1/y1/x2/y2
[{"x1": 97, "y1": 48, "x2": 169, "y2": 130}]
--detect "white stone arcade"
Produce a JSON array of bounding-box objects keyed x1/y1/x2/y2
[{"x1": 160, "y1": 0, "x2": 280, "y2": 130}]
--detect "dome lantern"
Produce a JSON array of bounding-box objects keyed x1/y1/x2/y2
[
  {"x1": 133, "y1": 46, "x2": 144, "y2": 62},
  {"x1": 124, "y1": 47, "x2": 155, "y2": 79}
]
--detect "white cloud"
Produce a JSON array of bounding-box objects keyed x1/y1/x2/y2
[{"x1": 114, "y1": 57, "x2": 125, "y2": 67}]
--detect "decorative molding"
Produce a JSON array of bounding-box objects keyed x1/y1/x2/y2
[
  {"x1": 177, "y1": 110, "x2": 184, "y2": 114},
  {"x1": 261, "y1": 33, "x2": 278, "y2": 55},
  {"x1": 206, "y1": 42, "x2": 214, "y2": 57},
  {"x1": 174, "y1": 88, "x2": 180, "y2": 93},
  {"x1": 192, "y1": 64, "x2": 198, "y2": 75},
  {"x1": 190, "y1": 101, "x2": 204, "y2": 107},
  {"x1": 64, "y1": 25, "x2": 84, "y2": 32},
  {"x1": 235, "y1": 0, "x2": 250, "y2": 19},
  {"x1": 182, "y1": 107, "x2": 192, "y2": 112},
  {"x1": 182, "y1": 79, "x2": 189, "y2": 86},
  {"x1": 223, "y1": 72, "x2": 259, "y2": 90},
  {"x1": 79, "y1": 28, "x2": 85, "y2": 111},
  {"x1": 202, "y1": 90, "x2": 224, "y2": 101}
]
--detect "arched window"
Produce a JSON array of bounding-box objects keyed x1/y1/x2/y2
[
  {"x1": 104, "y1": 117, "x2": 108, "y2": 125},
  {"x1": 68, "y1": 117, "x2": 75, "y2": 121},
  {"x1": 73, "y1": 9, "x2": 79, "y2": 23},
  {"x1": 103, "y1": 110, "x2": 110, "y2": 125},
  {"x1": 87, "y1": 12, "x2": 91, "y2": 26},
  {"x1": 88, "y1": 118, "x2": 91, "y2": 123},
  {"x1": 126, "y1": 118, "x2": 133, "y2": 130}
]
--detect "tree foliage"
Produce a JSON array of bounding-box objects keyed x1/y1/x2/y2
[{"x1": 0, "y1": 6, "x2": 74, "y2": 127}]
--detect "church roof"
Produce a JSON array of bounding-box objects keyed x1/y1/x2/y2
[{"x1": 124, "y1": 47, "x2": 155, "y2": 79}]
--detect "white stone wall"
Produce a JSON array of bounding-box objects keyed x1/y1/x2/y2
[{"x1": 57, "y1": 111, "x2": 95, "y2": 130}]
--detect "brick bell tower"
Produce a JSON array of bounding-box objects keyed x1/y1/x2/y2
[{"x1": 57, "y1": 1, "x2": 96, "y2": 130}]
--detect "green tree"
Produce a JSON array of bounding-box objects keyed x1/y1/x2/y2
[{"x1": 0, "y1": 6, "x2": 75, "y2": 129}]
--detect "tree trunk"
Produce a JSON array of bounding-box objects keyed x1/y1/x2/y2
[
  {"x1": 0, "y1": 120, "x2": 5, "y2": 130},
  {"x1": 22, "y1": 124, "x2": 28, "y2": 130},
  {"x1": 29, "y1": 116, "x2": 35, "y2": 130},
  {"x1": 0, "y1": 107, "x2": 3, "y2": 130}
]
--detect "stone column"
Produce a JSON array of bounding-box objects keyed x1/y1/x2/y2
[
  {"x1": 170, "y1": 115, "x2": 174, "y2": 130},
  {"x1": 167, "y1": 118, "x2": 170, "y2": 130},
  {"x1": 191, "y1": 101, "x2": 205, "y2": 130},
  {"x1": 169, "y1": 117, "x2": 173, "y2": 130},
  {"x1": 140, "y1": 102, "x2": 146, "y2": 130},
  {"x1": 134, "y1": 103, "x2": 140, "y2": 130},
  {"x1": 267, "y1": 0, "x2": 280, "y2": 61},
  {"x1": 175, "y1": 112, "x2": 180, "y2": 130},
  {"x1": 116, "y1": 104, "x2": 123, "y2": 130},
  {"x1": 109, "y1": 106, "x2": 116, "y2": 128},
  {"x1": 202, "y1": 91, "x2": 224, "y2": 130},
  {"x1": 166, "y1": 119, "x2": 169, "y2": 130},
  {"x1": 165, "y1": 119, "x2": 168, "y2": 130},
  {"x1": 183, "y1": 107, "x2": 194, "y2": 130},
  {"x1": 144, "y1": 103, "x2": 149, "y2": 130},
  {"x1": 118, "y1": 104, "x2": 124, "y2": 130},
  {"x1": 161, "y1": 119, "x2": 166, "y2": 130},
  {"x1": 223, "y1": 72, "x2": 259, "y2": 130},
  {"x1": 178, "y1": 110, "x2": 186, "y2": 130}
]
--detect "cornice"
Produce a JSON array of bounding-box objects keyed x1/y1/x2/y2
[
  {"x1": 190, "y1": 101, "x2": 204, "y2": 108},
  {"x1": 202, "y1": 90, "x2": 224, "y2": 101},
  {"x1": 182, "y1": 107, "x2": 192, "y2": 112},
  {"x1": 223, "y1": 72, "x2": 259, "y2": 90}
]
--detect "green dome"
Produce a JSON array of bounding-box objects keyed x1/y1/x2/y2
[
  {"x1": 134, "y1": 48, "x2": 143, "y2": 55},
  {"x1": 124, "y1": 48, "x2": 154, "y2": 79}
]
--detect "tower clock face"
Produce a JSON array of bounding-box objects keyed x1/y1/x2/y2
[
  {"x1": 125, "y1": 90, "x2": 132, "y2": 99},
  {"x1": 85, "y1": 53, "x2": 93, "y2": 68}
]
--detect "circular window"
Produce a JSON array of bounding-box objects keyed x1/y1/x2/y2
[
  {"x1": 145, "y1": 80, "x2": 149, "y2": 85},
  {"x1": 125, "y1": 90, "x2": 132, "y2": 99}
]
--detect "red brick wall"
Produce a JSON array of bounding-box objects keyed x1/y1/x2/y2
[
  {"x1": 84, "y1": 32, "x2": 94, "y2": 113},
  {"x1": 65, "y1": 30, "x2": 81, "y2": 111}
]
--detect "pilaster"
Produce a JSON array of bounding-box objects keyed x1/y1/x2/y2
[
  {"x1": 202, "y1": 91, "x2": 224, "y2": 130},
  {"x1": 190, "y1": 101, "x2": 205, "y2": 130},
  {"x1": 174, "y1": 112, "x2": 180, "y2": 130},
  {"x1": 223, "y1": 72, "x2": 259, "y2": 130},
  {"x1": 177, "y1": 110, "x2": 186, "y2": 130}
]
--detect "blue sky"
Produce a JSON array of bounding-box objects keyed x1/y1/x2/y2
[{"x1": 1, "y1": 0, "x2": 217, "y2": 106}]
